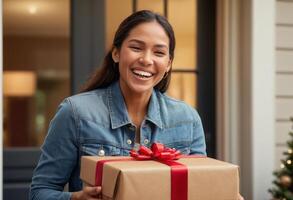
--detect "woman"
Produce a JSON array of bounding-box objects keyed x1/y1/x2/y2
[{"x1": 30, "y1": 10, "x2": 242, "y2": 200}]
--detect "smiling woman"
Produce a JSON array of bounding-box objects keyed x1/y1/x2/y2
[{"x1": 29, "y1": 10, "x2": 207, "y2": 200}]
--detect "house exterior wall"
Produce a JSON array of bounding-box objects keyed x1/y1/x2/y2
[{"x1": 275, "y1": 0, "x2": 293, "y2": 169}]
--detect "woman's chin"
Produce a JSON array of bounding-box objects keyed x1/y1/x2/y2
[
  {"x1": 128, "y1": 83, "x2": 153, "y2": 95},
  {"x1": 119, "y1": 77, "x2": 158, "y2": 96}
]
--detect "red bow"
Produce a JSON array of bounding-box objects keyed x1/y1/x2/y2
[{"x1": 130, "y1": 143, "x2": 182, "y2": 161}]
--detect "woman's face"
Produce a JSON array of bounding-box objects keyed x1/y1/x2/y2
[{"x1": 112, "y1": 21, "x2": 171, "y2": 97}]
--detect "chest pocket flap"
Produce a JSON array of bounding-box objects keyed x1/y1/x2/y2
[{"x1": 81, "y1": 143, "x2": 121, "y2": 156}]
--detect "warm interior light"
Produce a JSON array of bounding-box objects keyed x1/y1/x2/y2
[
  {"x1": 28, "y1": 5, "x2": 38, "y2": 15},
  {"x1": 4, "y1": 71, "x2": 37, "y2": 97}
]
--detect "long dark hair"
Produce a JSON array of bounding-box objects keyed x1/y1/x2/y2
[{"x1": 81, "y1": 10, "x2": 175, "y2": 93}]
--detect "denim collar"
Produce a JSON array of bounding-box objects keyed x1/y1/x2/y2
[{"x1": 107, "y1": 81, "x2": 163, "y2": 129}]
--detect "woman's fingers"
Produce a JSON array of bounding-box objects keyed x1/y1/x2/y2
[
  {"x1": 95, "y1": 186, "x2": 102, "y2": 194},
  {"x1": 238, "y1": 194, "x2": 244, "y2": 200},
  {"x1": 71, "y1": 186, "x2": 102, "y2": 200},
  {"x1": 84, "y1": 186, "x2": 101, "y2": 195}
]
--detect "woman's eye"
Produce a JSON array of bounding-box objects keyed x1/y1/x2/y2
[
  {"x1": 130, "y1": 46, "x2": 141, "y2": 51},
  {"x1": 155, "y1": 51, "x2": 166, "y2": 56}
]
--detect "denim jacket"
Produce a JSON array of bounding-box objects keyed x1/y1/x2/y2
[{"x1": 30, "y1": 81, "x2": 206, "y2": 200}]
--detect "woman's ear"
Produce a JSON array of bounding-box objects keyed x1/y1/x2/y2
[
  {"x1": 112, "y1": 47, "x2": 120, "y2": 63},
  {"x1": 166, "y1": 59, "x2": 172, "y2": 72}
]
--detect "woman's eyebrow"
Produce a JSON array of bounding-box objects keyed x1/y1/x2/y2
[
  {"x1": 128, "y1": 39, "x2": 168, "y2": 49},
  {"x1": 128, "y1": 39, "x2": 144, "y2": 44}
]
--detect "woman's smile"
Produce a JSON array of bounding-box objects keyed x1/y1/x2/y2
[{"x1": 132, "y1": 69, "x2": 153, "y2": 78}]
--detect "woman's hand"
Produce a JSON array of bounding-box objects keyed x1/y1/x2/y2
[
  {"x1": 238, "y1": 193, "x2": 244, "y2": 200},
  {"x1": 70, "y1": 186, "x2": 242, "y2": 200},
  {"x1": 71, "y1": 186, "x2": 102, "y2": 200}
]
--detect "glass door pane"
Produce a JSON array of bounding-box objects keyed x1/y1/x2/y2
[
  {"x1": 168, "y1": 73, "x2": 197, "y2": 107},
  {"x1": 167, "y1": 0, "x2": 197, "y2": 107},
  {"x1": 137, "y1": 0, "x2": 164, "y2": 14},
  {"x1": 105, "y1": 0, "x2": 132, "y2": 49},
  {"x1": 169, "y1": 0, "x2": 196, "y2": 70},
  {"x1": 3, "y1": 0, "x2": 70, "y2": 147}
]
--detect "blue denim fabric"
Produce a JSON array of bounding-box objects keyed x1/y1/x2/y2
[{"x1": 29, "y1": 81, "x2": 206, "y2": 200}]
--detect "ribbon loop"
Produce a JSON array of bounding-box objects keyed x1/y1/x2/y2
[
  {"x1": 130, "y1": 143, "x2": 182, "y2": 161},
  {"x1": 138, "y1": 145, "x2": 153, "y2": 157}
]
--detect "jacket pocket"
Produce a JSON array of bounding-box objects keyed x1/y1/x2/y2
[
  {"x1": 165, "y1": 142, "x2": 191, "y2": 155},
  {"x1": 81, "y1": 143, "x2": 121, "y2": 156}
]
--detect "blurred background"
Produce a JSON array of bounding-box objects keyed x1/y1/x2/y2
[{"x1": 2, "y1": 0, "x2": 292, "y2": 200}]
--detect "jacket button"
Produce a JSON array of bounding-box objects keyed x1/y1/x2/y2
[
  {"x1": 127, "y1": 139, "x2": 132, "y2": 145},
  {"x1": 98, "y1": 149, "x2": 105, "y2": 157},
  {"x1": 129, "y1": 126, "x2": 136, "y2": 131},
  {"x1": 143, "y1": 139, "x2": 149, "y2": 144}
]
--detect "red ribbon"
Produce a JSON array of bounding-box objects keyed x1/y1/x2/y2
[
  {"x1": 130, "y1": 143, "x2": 187, "y2": 200},
  {"x1": 95, "y1": 157, "x2": 133, "y2": 186},
  {"x1": 95, "y1": 143, "x2": 205, "y2": 200}
]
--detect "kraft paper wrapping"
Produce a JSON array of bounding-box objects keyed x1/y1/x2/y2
[{"x1": 80, "y1": 156, "x2": 239, "y2": 200}]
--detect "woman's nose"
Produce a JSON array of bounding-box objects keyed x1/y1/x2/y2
[{"x1": 139, "y1": 52, "x2": 154, "y2": 66}]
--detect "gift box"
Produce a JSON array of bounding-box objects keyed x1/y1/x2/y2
[{"x1": 80, "y1": 154, "x2": 239, "y2": 200}]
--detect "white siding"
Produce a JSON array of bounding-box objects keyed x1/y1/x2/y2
[
  {"x1": 276, "y1": 27, "x2": 293, "y2": 48},
  {"x1": 276, "y1": 74, "x2": 293, "y2": 96},
  {"x1": 276, "y1": 121, "x2": 292, "y2": 144},
  {"x1": 276, "y1": 1, "x2": 293, "y2": 24},
  {"x1": 275, "y1": 0, "x2": 293, "y2": 168},
  {"x1": 276, "y1": 98, "x2": 293, "y2": 119},
  {"x1": 276, "y1": 51, "x2": 293, "y2": 72}
]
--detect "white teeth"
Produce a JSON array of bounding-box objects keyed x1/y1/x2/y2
[{"x1": 132, "y1": 69, "x2": 153, "y2": 78}]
